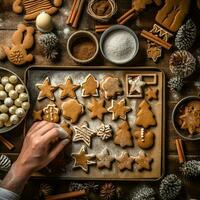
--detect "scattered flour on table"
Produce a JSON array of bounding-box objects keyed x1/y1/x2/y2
[{"x1": 103, "y1": 30, "x2": 137, "y2": 63}]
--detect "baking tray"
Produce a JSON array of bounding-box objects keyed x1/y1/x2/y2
[{"x1": 25, "y1": 66, "x2": 165, "y2": 181}]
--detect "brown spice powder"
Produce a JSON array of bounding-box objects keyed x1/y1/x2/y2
[
  {"x1": 92, "y1": 0, "x2": 112, "y2": 16},
  {"x1": 71, "y1": 37, "x2": 96, "y2": 60}
]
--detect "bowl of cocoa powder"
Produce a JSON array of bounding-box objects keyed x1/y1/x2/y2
[{"x1": 67, "y1": 30, "x2": 99, "y2": 64}]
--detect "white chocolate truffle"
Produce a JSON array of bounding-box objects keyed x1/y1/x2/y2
[
  {"x1": 0, "y1": 91, "x2": 7, "y2": 100},
  {"x1": 0, "y1": 113, "x2": 9, "y2": 122},
  {"x1": 9, "y1": 90, "x2": 18, "y2": 100},
  {"x1": 15, "y1": 84, "x2": 25, "y2": 93},
  {"x1": 0, "y1": 120, "x2": 3, "y2": 128},
  {"x1": 9, "y1": 75, "x2": 18, "y2": 84},
  {"x1": 21, "y1": 102, "x2": 30, "y2": 110},
  {"x1": 9, "y1": 105, "x2": 17, "y2": 115},
  {"x1": 0, "y1": 105, "x2": 8, "y2": 113},
  {"x1": 15, "y1": 108, "x2": 26, "y2": 118},
  {"x1": 0, "y1": 84, "x2": 4, "y2": 91},
  {"x1": 4, "y1": 119, "x2": 12, "y2": 127},
  {"x1": 36, "y1": 12, "x2": 53, "y2": 33},
  {"x1": 5, "y1": 83, "x2": 14, "y2": 92},
  {"x1": 14, "y1": 98, "x2": 22, "y2": 107},
  {"x1": 10, "y1": 115, "x2": 20, "y2": 125},
  {"x1": 4, "y1": 97, "x2": 13, "y2": 107},
  {"x1": 1, "y1": 76, "x2": 9, "y2": 85},
  {"x1": 19, "y1": 93, "x2": 28, "y2": 102}
]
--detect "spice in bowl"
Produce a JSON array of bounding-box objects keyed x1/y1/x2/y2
[
  {"x1": 67, "y1": 31, "x2": 99, "y2": 64},
  {"x1": 100, "y1": 25, "x2": 139, "y2": 64},
  {"x1": 92, "y1": 0, "x2": 112, "y2": 16}
]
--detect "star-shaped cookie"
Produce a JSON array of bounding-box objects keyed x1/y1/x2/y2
[
  {"x1": 96, "y1": 148, "x2": 114, "y2": 169},
  {"x1": 116, "y1": 152, "x2": 134, "y2": 171},
  {"x1": 36, "y1": 77, "x2": 58, "y2": 101},
  {"x1": 71, "y1": 146, "x2": 96, "y2": 173},
  {"x1": 73, "y1": 121, "x2": 96, "y2": 147},
  {"x1": 108, "y1": 99, "x2": 131, "y2": 120},
  {"x1": 145, "y1": 87, "x2": 158, "y2": 101},
  {"x1": 33, "y1": 110, "x2": 43, "y2": 121},
  {"x1": 128, "y1": 75, "x2": 146, "y2": 95},
  {"x1": 59, "y1": 76, "x2": 80, "y2": 99},
  {"x1": 88, "y1": 98, "x2": 108, "y2": 120},
  {"x1": 135, "y1": 151, "x2": 153, "y2": 171}
]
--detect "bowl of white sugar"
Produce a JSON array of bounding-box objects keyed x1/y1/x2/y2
[{"x1": 100, "y1": 25, "x2": 139, "y2": 64}]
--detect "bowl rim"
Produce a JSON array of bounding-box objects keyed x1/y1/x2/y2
[
  {"x1": 99, "y1": 24, "x2": 139, "y2": 65},
  {"x1": 0, "y1": 66, "x2": 30, "y2": 134},
  {"x1": 67, "y1": 30, "x2": 99, "y2": 64},
  {"x1": 172, "y1": 95, "x2": 200, "y2": 141}
]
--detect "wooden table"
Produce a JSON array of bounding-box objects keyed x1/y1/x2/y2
[{"x1": 0, "y1": 0, "x2": 200, "y2": 199}]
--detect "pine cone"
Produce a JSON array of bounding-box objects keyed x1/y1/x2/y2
[
  {"x1": 168, "y1": 77, "x2": 184, "y2": 92},
  {"x1": 69, "y1": 182, "x2": 89, "y2": 200},
  {"x1": 169, "y1": 50, "x2": 196, "y2": 78},
  {"x1": 100, "y1": 182, "x2": 116, "y2": 200},
  {"x1": 159, "y1": 174, "x2": 182, "y2": 200},
  {"x1": 180, "y1": 160, "x2": 200, "y2": 178},
  {"x1": 0, "y1": 154, "x2": 11, "y2": 171},
  {"x1": 131, "y1": 185, "x2": 156, "y2": 200},
  {"x1": 175, "y1": 19, "x2": 197, "y2": 50},
  {"x1": 39, "y1": 183, "x2": 54, "y2": 199}
]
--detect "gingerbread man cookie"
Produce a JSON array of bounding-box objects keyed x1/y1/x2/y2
[
  {"x1": 145, "y1": 87, "x2": 158, "y2": 101},
  {"x1": 62, "y1": 99, "x2": 84, "y2": 124}
]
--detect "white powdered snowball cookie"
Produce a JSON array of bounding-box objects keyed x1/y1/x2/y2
[
  {"x1": 9, "y1": 90, "x2": 18, "y2": 100},
  {"x1": 9, "y1": 105, "x2": 17, "y2": 115},
  {"x1": 4, "y1": 119, "x2": 12, "y2": 127},
  {"x1": 10, "y1": 115, "x2": 20, "y2": 125},
  {"x1": 0, "y1": 105, "x2": 8, "y2": 113},
  {"x1": 0, "y1": 113, "x2": 9, "y2": 122},
  {"x1": 9, "y1": 75, "x2": 18, "y2": 84},
  {"x1": 0, "y1": 91, "x2": 7, "y2": 100},
  {"x1": 5, "y1": 83, "x2": 14, "y2": 92},
  {"x1": 4, "y1": 97, "x2": 13, "y2": 107},
  {"x1": 0, "y1": 120, "x2": 3, "y2": 128},
  {"x1": 0, "y1": 84, "x2": 4, "y2": 91},
  {"x1": 14, "y1": 98, "x2": 22, "y2": 107},
  {"x1": 15, "y1": 108, "x2": 26, "y2": 118},
  {"x1": 1, "y1": 76, "x2": 9, "y2": 85},
  {"x1": 21, "y1": 102, "x2": 30, "y2": 110},
  {"x1": 15, "y1": 84, "x2": 25, "y2": 93},
  {"x1": 19, "y1": 93, "x2": 28, "y2": 102}
]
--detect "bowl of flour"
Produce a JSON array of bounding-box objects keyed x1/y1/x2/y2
[{"x1": 100, "y1": 25, "x2": 139, "y2": 64}]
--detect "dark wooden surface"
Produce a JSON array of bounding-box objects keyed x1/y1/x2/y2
[{"x1": 0, "y1": 0, "x2": 200, "y2": 199}]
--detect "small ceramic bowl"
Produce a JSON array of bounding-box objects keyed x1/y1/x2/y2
[
  {"x1": 67, "y1": 30, "x2": 99, "y2": 64},
  {"x1": 172, "y1": 96, "x2": 200, "y2": 141},
  {"x1": 0, "y1": 67, "x2": 30, "y2": 134},
  {"x1": 100, "y1": 25, "x2": 139, "y2": 65}
]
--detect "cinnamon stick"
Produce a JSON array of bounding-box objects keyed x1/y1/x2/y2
[
  {"x1": 0, "y1": 135, "x2": 14, "y2": 151},
  {"x1": 95, "y1": 25, "x2": 112, "y2": 29},
  {"x1": 45, "y1": 190, "x2": 86, "y2": 200},
  {"x1": 117, "y1": 7, "x2": 135, "y2": 24},
  {"x1": 118, "y1": 12, "x2": 137, "y2": 25},
  {"x1": 95, "y1": 28, "x2": 108, "y2": 33},
  {"x1": 141, "y1": 30, "x2": 172, "y2": 50},
  {"x1": 69, "y1": 0, "x2": 81, "y2": 25},
  {"x1": 175, "y1": 139, "x2": 186, "y2": 164},
  {"x1": 66, "y1": 0, "x2": 77, "y2": 24},
  {"x1": 72, "y1": 0, "x2": 85, "y2": 28}
]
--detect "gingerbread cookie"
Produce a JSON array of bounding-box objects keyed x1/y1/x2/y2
[
  {"x1": 59, "y1": 76, "x2": 80, "y2": 99},
  {"x1": 145, "y1": 87, "x2": 158, "y2": 101},
  {"x1": 3, "y1": 24, "x2": 35, "y2": 66},
  {"x1": 81, "y1": 74, "x2": 99, "y2": 97},
  {"x1": 108, "y1": 99, "x2": 131, "y2": 120},
  {"x1": 116, "y1": 152, "x2": 134, "y2": 171},
  {"x1": 36, "y1": 77, "x2": 58, "y2": 101},
  {"x1": 60, "y1": 121, "x2": 73, "y2": 139},
  {"x1": 62, "y1": 99, "x2": 84, "y2": 124},
  {"x1": 135, "y1": 100, "x2": 157, "y2": 128},
  {"x1": 43, "y1": 103, "x2": 60, "y2": 123},
  {"x1": 12, "y1": 0, "x2": 62, "y2": 21},
  {"x1": 88, "y1": 98, "x2": 107, "y2": 120},
  {"x1": 114, "y1": 121, "x2": 133, "y2": 148},
  {"x1": 96, "y1": 148, "x2": 114, "y2": 169},
  {"x1": 96, "y1": 124, "x2": 112, "y2": 141},
  {"x1": 100, "y1": 75, "x2": 123, "y2": 99},
  {"x1": 71, "y1": 146, "x2": 96, "y2": 173},
  {"x1": 134, "y1": 128, "x2": 155, "y2": 149},
  {"x1": 33, "y1": 110, "x2": 43, "y2": 121},
  {"x1": 135, "y1": 151, "x2": 153, "y2": 171},
  {"x1": 178, "y1": 100, "x2": 200, "y2": 135},
  {"x1": 73, "y1": 121, "x2": 96, "y2": 147}
]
